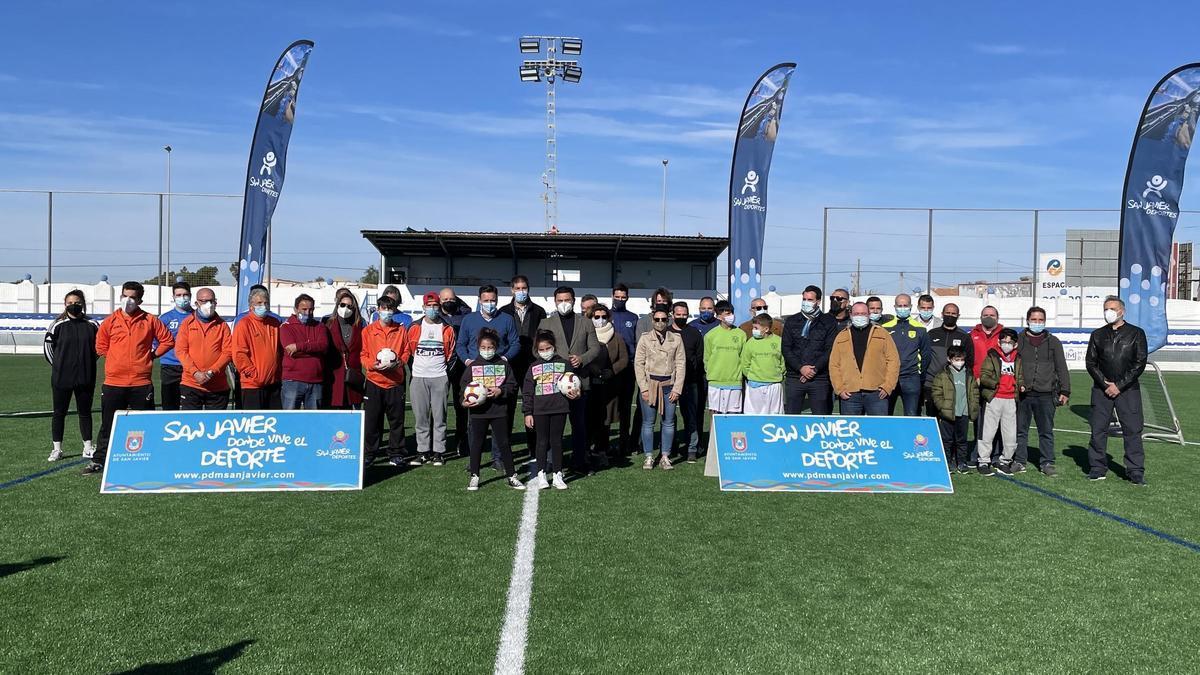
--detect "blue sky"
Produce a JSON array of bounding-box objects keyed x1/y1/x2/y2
[{"x1": 1, "y1": 1, "x2": 1197, "y2": 293}]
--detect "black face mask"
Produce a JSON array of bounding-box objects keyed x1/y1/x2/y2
[
  {"x1": 830, "y1": 298, "x2": 846, "y2": 311},
  {"x1": 942, "y1": 315, "x2": 958, "y2": 328},
  {"x1": 67, "y1": 303, "x2": 84, "y2": 316},
  {"x1": 673, "y1": 317, "x2": 687, "y2": 328},
  {"x1": 440, "y1": 300, "x2": 456, "y2": 313}
]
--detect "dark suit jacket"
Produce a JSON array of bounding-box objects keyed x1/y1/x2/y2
[
  {"x1": 500, "y1": 300, "x2": 548, "y2": 377},
  {"x1": 536, "y1": 311, "x2": 602, "y2": 390}
]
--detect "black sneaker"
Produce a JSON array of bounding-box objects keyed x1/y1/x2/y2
[
  {"x1": 978, "y1": 464, "x2": 995, "y2": 477},
  {"x1": 81, "y1": 462, "x2": 103, "y2": 476},
  {"x1": 491, "y1": 458, "x2": 505, "y2": 472},
  {"x1": 686, "y1": 453, "x2": 698, "y2": 464},
  {"x1": 1087, "y1": 472, "x2": 1107, "y2": 481},
  {"x1": 956, "y1": 463, "x2": 970, "y2": 474},
  {"x1": 1041, "y1": 463, "x2": 1057, "y2": 477},
  {"x1": 994, "y1": 463, "x2": 1013, "y2": 477},
  {"x1": 1130, "y1": 474, "x2": 1146, "y2": 486},
  {"x1": 1013, "y1": 463, "x2": 1027, "y2": 474}
]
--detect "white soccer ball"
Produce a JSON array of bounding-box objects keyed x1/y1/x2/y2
[
  {"x1": 376, "y1": 348, "x2": 397, "y2": 368},
  {"x1": 463, "y1": 381, "x2": 489, "y2": 406},
  {"x1": 557, "y1": 371, "x2": 581, "y2": 396}
]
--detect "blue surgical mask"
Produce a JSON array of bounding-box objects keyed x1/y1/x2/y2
[
  {"x1": 868, "y1": 312, "x2": 882, "y2": 323},
  {"x1": 253, "y1": 305, "x2": 267, "y2": 318},
  {"x1": 424, "y1": 307, "x2": 439, "y2": 320},
  {"x1": 378, "y1": 310, "x2": 394, "y2": 324},
  {"x1": 895, "y1": 307, "x2": 911, "y2": 319},
  {"x1": 174, "y1": 295, "x2": 191, "y2": 310},
  {"x1": 538, "y1": 349, "x2": 555, "y2": 361},
  {"x1": 752, "y1": 328, "x2": 764, "y2": 339},
  {"x1": 851, "y1": 315, "x2": 870, "y2": 329},
  {"x1": 479, "y1": 348, "x2": 496, "y2": 360},
  {"x1": 481, "y1": 301, "x2": 497, "y2": 315},
  {"x1": 1027, "y1": 322, "x2": 1045, "y2": 334},
  {"x1": 918, "y1": 309, "x2": 934, "y2": 322},
  {"x1": 514, "y1": 291, "x2": 529, "y2": 303},
  {"x1": 699, "y1": 310, "x2": 714, "y2": 322},
  {"x1": 297, "y1": 312, "x2": 310, "y2": 323},
  {"x1": 801, "y1": 300, "x2": 817, "y2": 315}
]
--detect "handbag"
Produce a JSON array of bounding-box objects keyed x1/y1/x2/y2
[{"x1": 342, "y1": 350, "x2": 365, "y2": 394}]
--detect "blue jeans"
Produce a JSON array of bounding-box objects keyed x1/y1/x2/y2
[
  {"x1": 839, "y1": 390, "x2": 889, "y2": 416},
  {"x1": 888, "y1": 374, "x2": 922, "y2": 416},
  {"x1": 282, "y1": 380, "x2": 322, "y2": 410},
  {"x1": 639, "y1": 385, "x2": 676, "y2": 456}
]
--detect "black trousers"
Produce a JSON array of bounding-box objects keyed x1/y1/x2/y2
[
  {"x1": 616, "y1": 369, "x2": 636, "y2": 453},
  {"x1": 938, "y1": 415, "x2": 970, "y2": 466},
  {"x1": 364, "y1": 382, "x2": 406, "y2": 462},
  {"x1": 1016, "y1": 392, "x2": 1058, "y2": 467},
  {"x1": 1088, "y1": 386, "x2": 1145, "y2": 478},
  {"x1": 448, "y1": 361, "x2": 468, "y2": 454},
  {"x1": 160, "y1": 364, "x2": 183, "y2": 411},
  {"x1": 784, "y1": 376, "x2": 834, "y2": 415},
  {"x1": 586, "y1": 384, "x2": 613, "y2": 456},
  {"x1": 242, "y1": 384, "x2": 282, "y2": 410},
  {"x1": 568, "y1": 394, "x2": 590, "y2": 472},
  {"x1": 51, "y1": 384, "x2": 94, "y2": 443},
  {"x1": 534, "y1": 413, "x2": 567, "y2": 473},
  {"x1": 469, "y1": 416, "x2": 514, "y2": 476},
  {"x1": 94, "y1": 384, "x2": 155, "y2": 465},
  {"x1": 181, "y1": 386, "x2": 231, "y2": 411}
]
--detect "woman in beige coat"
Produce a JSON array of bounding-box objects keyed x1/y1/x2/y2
[{"x1": 634, "y1": 305, "x2": 686, "y2": 470}]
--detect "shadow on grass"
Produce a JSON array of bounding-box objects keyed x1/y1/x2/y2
[
  {"x1": 109, "y1": 640, "x2": 255, "y2": 675},
  {"x1": 1060, "y1": 444, "x2": 1129, "y2": 480},
  {"x1": 0, "y1": 555, "x2": 64, "y2": 579}
]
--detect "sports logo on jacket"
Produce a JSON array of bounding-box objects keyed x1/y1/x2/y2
[{"x1": 125, "y1": 431, "x2": 145, "y2": 453}]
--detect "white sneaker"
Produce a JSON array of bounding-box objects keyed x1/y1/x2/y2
[
  {"x1": 642, "y1": 454, "x2": 655, "y2": 470},
  {"x1": 47, "y1": 448, "x2": 63, "y2": 462},
  {"x1": 82, "y1": 443, "x2": 94, "y2": 459},
  {"x1": 552, "y1": 472, "x2": 568, "y2": 490},
  {"x1": 534, "y1": 471, "x2": 550, "y2": 490},
  {"x1": 467, "y1": 474, "x2": 480, "y2": 491},
  {"x1": 659, "y1": 455, "x2": 674, "y2": 471},
  {"x1": 507, "y1": 476, "x2": 526, "y2": 491}
]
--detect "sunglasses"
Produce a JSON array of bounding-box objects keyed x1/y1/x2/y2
[
  {"x1": 652, "y1": 317, "x2": 669, "y2": 323},
  {"x1": 752, "y1": 306, "x2": 767, "y2": 311}
]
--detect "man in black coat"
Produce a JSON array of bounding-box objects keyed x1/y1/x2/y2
[
  {"x1": 781, "y1": 285, "x2": 838, "y2": 415},
  {"x1": 670, "y1": 301, "x2": 705, "y2": 461},
  {"x1": 499, "y1": 274, "x2": 548, "y2": 464},
  {"x1": 1085, "y1": 296, "x2": 1148, "y2": 484}
]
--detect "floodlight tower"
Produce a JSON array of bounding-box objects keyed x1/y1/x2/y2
[{"x1": 519, "y1": 36, "x2": 582, "y2": 233}]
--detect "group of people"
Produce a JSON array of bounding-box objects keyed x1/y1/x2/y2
[{"x1": 42, "y1": 276, "x2": 1151, "y2": 491}]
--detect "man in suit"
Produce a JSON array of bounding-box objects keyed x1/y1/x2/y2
[
  {"x1": 500, "y1": 274, "x2": 548, "y2": 470},
  {"x1": 538, "y1": 286, "x2": 603, "y2": 474}
]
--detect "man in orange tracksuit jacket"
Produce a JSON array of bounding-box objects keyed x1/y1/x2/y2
[
  {"x1": 175, "y1": 287, "x2": 233, "y2": 410},
  {"x1": 233, "y1": 287, "x2": 283, "y2": 409},
  {"x1": 85, "y1": 281, "x2": 174, "y2": 475},
  {"x1": 360, "y1": 296, "x2": 414, "y2": 465}
]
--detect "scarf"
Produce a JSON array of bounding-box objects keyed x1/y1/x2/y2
[{"x1": 595, "y1": 321, "x2": 614, "y2": 344}]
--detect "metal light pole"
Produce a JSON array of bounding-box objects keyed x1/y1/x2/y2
[
  {"x1": 163, "y1": 145, "x2": 172, "y2": 282},
  {"x1": 519, "y1": 36, "x2": 582, "y2": 233},
  {"x1": 661, "y1": 159, "x2": 669, "y2": 234}
]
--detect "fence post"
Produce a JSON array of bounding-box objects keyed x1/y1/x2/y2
[
  {"x1": 158, "y1": 193, "x2": 164, "y2": 313},
  {"x1": 821, "y1": 207, "x2": 829, "y2": 297},
  {"x1": 1032, "y1": 209, "x2": 1039, "y2": 304},
  {"x1": 47, "y1": 191, "x2": 53, "y2": 314},
  {"x1": 925, "y1": 208, "x2": 933, "y2": 293}
]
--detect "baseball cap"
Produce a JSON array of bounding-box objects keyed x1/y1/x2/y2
[{"x1": 423, "y1": 292, "x2": 440, "y2": 306}]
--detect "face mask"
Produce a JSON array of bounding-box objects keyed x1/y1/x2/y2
[
  {"x1": 754, "y1": 308, "x2": 768, "y2": 316},
  {"x1": 1000, "y1": 342, "x2": 1016, "y2": 354},
  {"x1": 66, "y1": 303, "x2": 84, "y2": 317},
  {"x1": 918, "y1": 310, "x2": 934, "y2": 322},
  {"x1": 829, "y1": 298, "x2": 845, "y2": 310},
  {"x1": 480, "y1": 301, "x2": 497, "y2": 315},
  {"x1": 592, "y1": 317, "x2": 608, "y2": 328},
  {"x1": 801, "y1": 300, "x2": 817, "y2": 315},
  {"x1": 653, "y1": 319, "x2": 670, "y2": 332},
  {"x1": 942, "y1": 315, "x2": 958, "y2": 329},
  {"x1": 440, "y1": 300, "x2": 456, "y2": 313},
  {"x1": 981, "y1": 316, "x2": 998, "y2": 329},
  {"x1": 538, "y1": 349, "x2": 555, "y2": 361},
  {"x1": 174, "y1": 295, "x2": 191, "y2": 310},
  {"x1": 514, "y1": 291, "x2": 529, "y2": 303},
  {"x1": 198, "y1": 302, "x2": 215, "y2": 320},
  {"x1": 122, "y1": 296, "x2": 138, "y2": 313},
  {"x1": 752, "y1": 328, "x2": 764, "y2": 339},
  {"x1": 338, "y1": 306, "x2": 354, "y2": 320},
  {"x1": 895, "y1": 307, "x2": 911, "y2": 319},
  {"x1": 424, "y1": 307, "x2": 439, "y2": 320},
  {"x1": 674, "y1": 317, "x2": 687, "y2": 328},
  {"x1": 297, "y1": 312, "x2": 310, "y2": 323},
  {"x1": 252, "y1": 305, "x2": 267, "y2": 318},
  {"x1": 699, "y1": 310, "x2": 714, "y2": 322},
  {"x1": 1104, "y1": 309, "x2": 1119, "y2": 324},
  {"x1": 612, "y1": 299, "x2": 627, "y2": 312},
  {"x1": 377, "y1": 310, "x2": 394, "y2": 323},
  {"x1": 950, "y1": 359, "x2": 966, "y2": 370},
  {"x1": 868, "y1": 312, "x2": 882, "y2": 323},
  {"x1": 851, "y1": 315, "x2": 870, "y2": 329},
  {"x1": 1027, "y1": 322, "x2": 1045, "y2": 334},
  {"x1": 479, "y1": 348, "x2": 496, "y2": 360},
  {"x1": 720, "y1": 314, "x2": 736, "y2": 326},
  {"x1": 557, "y1": 301, "x2": 574, "y2": 316}
]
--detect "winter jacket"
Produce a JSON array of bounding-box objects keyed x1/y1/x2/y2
[
  {"x1": 499, "y1": 300, "x2": 548, "y2": 369},
  {"x1": 880, "y1": 316, "x2": 931, "y2": 379},
  {"x1": 175, "y1": 314, "x2": 233, "y2": 392},
  {"x1": 1085, "y1": 322, "x2": 1147, "y2": 392},
  {"x1": 1018, "y1": 331, "x2": 1070, "y2": 396},
  {"x1": 930, "y1": 366, "x2": 980, "y2": 421},
  {"x1": 829, "y1": 325, "x2": 900, "y2": 396},
  {"x1": 280, "y1": 315, "x2": 330, "y2": 384},
  {"x1": 232, "y1": 313, "x2": 282, "y2": 390},
  {"x1": 969, "y1": 324, "x2": 1004, "y2": 379},
  {"x1": 979, "y1": 349, "x2": 1024, "y2": 402},
  {"x1": 926, "y1": 326, "x2": 973, "y2": 382},
  {"x1": 44, "y1": 315, "x2": 99, "y2": 389},
  {"x1": 671, "y1": 324, "x2": 705, "y2": 384},
  {"x1": 96, "y1": 310, "x2": 174, "y2": 387},
  {"x1": 781, "y1": 311, "x2": 836, "y2": 380},
  {"x1": 360, "y1": 319, "x2": 414, "y2": 390},
  {"x1": 522, "y1": 355, "x2": 573, "y2": 416},
  {"x1": 460, "y1": 355, "x2": 515, "y2": 419}
]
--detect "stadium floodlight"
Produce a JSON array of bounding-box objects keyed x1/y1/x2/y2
[
  {"x1": 560, "y1": 37, "x2": 582, "y2": 55},
  {"x1": 520, "y1": 37, "x2": 541, "y2": 53},
  {"x1": 519, "y1": 64, "x2": 541, "y2": 82},
  {"x1": 562, "y1": 65, "x2": 582, "y2": 83}
]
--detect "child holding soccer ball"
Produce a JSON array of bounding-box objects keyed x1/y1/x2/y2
[
  {"x1": 523, "y1": 330, "x2": 579, "y2": 490},
  {"x1": 360, "y1": 295, "x2": 413, "y2": 467},
  {"x1": 461, "y1": 328, "x2": 523, "y2": 491}
]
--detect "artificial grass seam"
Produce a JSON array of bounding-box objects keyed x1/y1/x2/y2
[{"x1": 0, "y1": 458, "x2": 87, "y2": 491}]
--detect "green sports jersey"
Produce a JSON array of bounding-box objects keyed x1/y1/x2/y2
[
  {"x1": 703, "y1": 326, "x2": 746, "y2": 387},
  {"x1": 740, "y1": 334, "x2": 785, "y2": 384}
]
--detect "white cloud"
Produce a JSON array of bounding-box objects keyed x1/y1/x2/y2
[{"x1": 971, "y1": 43, "x2": 1064, "y2": 56}]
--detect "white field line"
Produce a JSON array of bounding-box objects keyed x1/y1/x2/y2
[{"x1": 494, "y1": 483, "x2": 541, "y2": 675}]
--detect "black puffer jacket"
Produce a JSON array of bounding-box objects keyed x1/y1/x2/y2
[{"x1": 1085, "y1": 322, "x2": 1147, "y2": 391}]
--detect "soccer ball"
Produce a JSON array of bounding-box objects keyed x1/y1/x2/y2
[
  {"x1": 557, "y1": 372, "x2": 581, "y2": 396},
  {"x1": 376, "y1": 348, "x2": 397, "y2": 368},
  {"x1": 463, "y1": 381, "x2": 489, "y2": 406}
]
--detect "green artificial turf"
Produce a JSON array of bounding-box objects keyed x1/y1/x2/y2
[{"x1": 2, "y1": 354, "x2": 1199, "y2": 673}]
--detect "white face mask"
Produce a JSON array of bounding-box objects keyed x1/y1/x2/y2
[
  {"x1": 752, "y1": 328, "x2": 764, "y2": 339},
  {"x1": 851, "y1": 315, "x2": 870, "y2": 329},
  {"x1": 122, "y1": 296, "x2": 139, "y2": 313},
  {"x1": 557, "y1": 301, "x2": 574, "y2": 316},
  {"x1": 479, "y1": 348, "x2": 496, "y2": 360},
  {"x1": 197, "y1": 302, "x2": 215, "y2": 320},
  {"x1": 592, "y1": 317, "x2": 608, "y2": 328},
  {"x1": 720, "y1": 314, "x2": 736, "y2": 326},
  {"x1": 950, "y1": 359, "x2": 965, "y2": 370},
  {"x1": 538, "y1": 349, "x2": 555, "y2": 361},
  {"x1": 338, "y1": 306, "x2": 354, "y2": 320},
  {"x1": 1104, "y1": 309, "x2": 1120, "y2": 324},
  {"x1": 1000, "y1": 342, "x2": 1016, "y2": 354},
  {"x1": 801, "y1": 300, "x2": 816, "y2": 315}
]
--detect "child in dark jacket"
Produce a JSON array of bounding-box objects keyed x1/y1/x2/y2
[
  {"x1": 523, "y1": 330, "x2": 579, "y2": 491},
  {"x1": 462, "y1": 328, "x2": 523, "y2": 491},
  {"x1": 929, "y1": 345, "x2": 978, "y2": 474}
]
